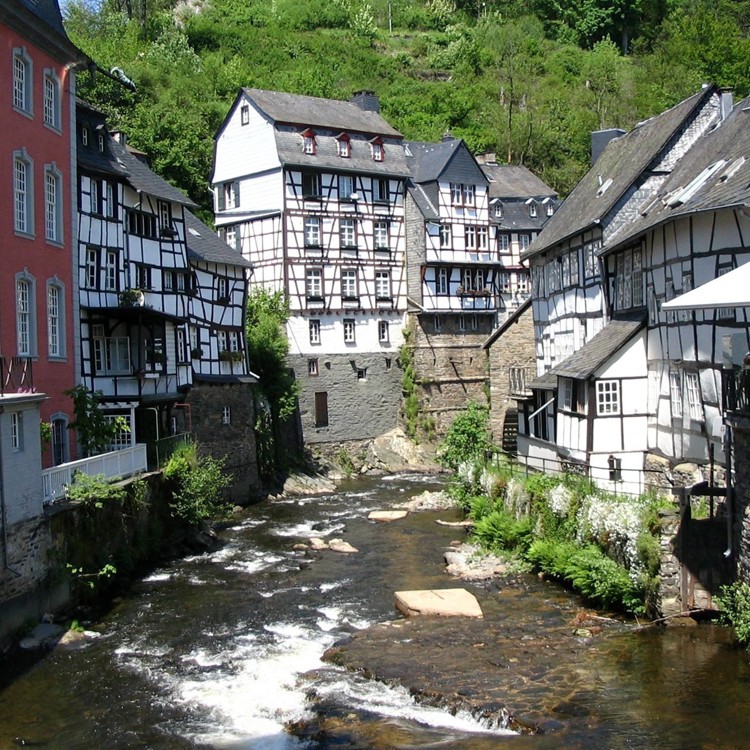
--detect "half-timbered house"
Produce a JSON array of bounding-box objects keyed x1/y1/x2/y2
[
  {"x1": 403, "y1": 137, "x2": 557, "y2": 433},
  {"x1": 516, "y1": 83, "x2": 736, "y2": 493},
  {"x1": 212, "y1": 89, "x2": 409, "y2": 443}
]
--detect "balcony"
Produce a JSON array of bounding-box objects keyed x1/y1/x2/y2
[
  {"x1": 722, "y1": 367, "x2": 750, "y2": 416},
  {"x1": 1, "y1": 356, "x2": 33, "y2": 394}
]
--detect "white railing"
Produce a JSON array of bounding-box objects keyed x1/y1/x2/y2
[{"x1": 42, "y1": 444, "x2": 148, "y2": 505}]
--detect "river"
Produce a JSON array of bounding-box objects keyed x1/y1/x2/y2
[{"x1": 1, "y1": 473, "x2": 749, "y2": 750}]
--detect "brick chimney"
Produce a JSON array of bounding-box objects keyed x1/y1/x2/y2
[{"x1": 350, "y1": 90, "x2": 380, "y2": 113}]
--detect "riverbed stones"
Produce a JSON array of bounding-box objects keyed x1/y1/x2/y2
[
  {"x1": 19, "y1": 622, "x2": 64, "y2": 650},
  {"x1": 368, "y1": 510, "x2": 408, "y2": 522},
  {"x1": 395, "y1": 588, "x2": 483, "y2": 618},
  {"x1": 329, "y1": 538, "x2": 358, "y2": 553},
  {"x1": 308, "y1": 537, "x2": 329, "y2": 551},
  {"x1": 394, "y1": 489, "x2": 453, "y2": 511}
]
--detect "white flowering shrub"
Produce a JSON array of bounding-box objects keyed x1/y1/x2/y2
[
  {"x1": 504, "y1": 478, "x2": 531, "y2": 518},
  {"x1": 548, "y1": 484, "x2": 573, "y2": 518},
  {"x1": 576, "y1": 494, "x2": 648, "y2": 580}
]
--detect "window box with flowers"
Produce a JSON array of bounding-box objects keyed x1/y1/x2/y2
[
  {"x1": 456, "y1": 287, "x2": 491, "y2": 297},
  {"x1": 219, "y1": 349, "x2": 244, "y2": 363}
]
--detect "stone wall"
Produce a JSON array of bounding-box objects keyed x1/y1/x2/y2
[
  {"x1": 292, "y1": 351, "x2": 402, "y2": 443},
  {"x1": 411, "y1": 313, "x2": 491, "y2": 435},
  {"x1": 187, "y1": 381, "x2": 260, "y2": 501},
  {"x1": 485, "y1": 304, "x2": 535, "y2": 448},
  {"x1": 730, "y1": 417, "x2": 750, "y2": 585},
  {"x1": 657, "y1": 508, "x2": 683, "y2": 616}
]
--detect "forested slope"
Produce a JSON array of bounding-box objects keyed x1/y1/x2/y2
[{"x1": 65, "y1": 0, "x2": 750, "y2": 218}]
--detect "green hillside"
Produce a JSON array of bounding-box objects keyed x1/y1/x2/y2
[{"x1": 65, "y1": 0, "x2": 750, "y2": 218}]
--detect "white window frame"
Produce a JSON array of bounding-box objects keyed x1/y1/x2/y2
[
  {"x1": 221, "y1": 406, "x2": 232, "y2": 425},
  {"x1": 670, "y1": 371, "x2": 683, "y2": 418},
  {"x1": 463, "y1": 184, "x2": 476, "y2": 206},
  {"x1": 43, "y1": 70, "x2": 61, "y2": 130},
  {"x1": 308, "y1": 358, "x2": 319, "y2": 376},
  {"x1": 440, "y1": 223, "x2": 451, "y2": 248},
  {"x1": 477, "y1": 226, "x2": 488, "y2": 251},
  {"x1": 378, "y1": 320, "x2": 389, "y2": 343},
  {"x1": 596, "y1": 380, "x2": 620, "y2": 416},
  {"x1": 240, "y1": 104, "x2": 249, "y2": 125},
  {"x1": 11, "y1": 412, "x2": 23, "y2": 451},
  {"x1": 685, "y1": 371, "x2": 703, "y2": 422},
  {"x1": 105, "y1": 250, "x2": 118, "y2": 291},
  {"x1": 343, "y1": 319, "x2": 356, "y2": 343},
  {"x1": 13, "y1": 48, "x2": 32, "y2": 115},
  {"x1": 465, "y1": 225, "x2": 477, "y2": 250},
  {"x1": 13, "y1": 151, "x2": 34, "y2": 236},
  {"x1": 518, "y1": 234, "x2": 530, "y2": 251},
  {"x1": 44, "y1": 165, "x2": 63, "y2": 244},
  {"x1": 373, "y1": 178, "x2": 388, "y2": 203},
  {"x1": 305, "y1": 216, "x2": 321, "y2": 247},
  {"x1": 47, "y1": 281, "x2": 65, "y2": 358},
  {"x1": 371, "y1": 141, "x2": 384, "y2": 161},
  {"x1": 339, "y1": 174, "x2": 354, "y2": 200},
  {"x1": 341, "y1": 269, "x2": 358, "y2": 299},
  {"x1": 340, "y1": 218, "x2": 356, "y2": 248},
  {"x1": 498, "y1": 233, "x2": 510, "y2": 253},
  {"x1": 374, "y1": 220, "x2": 389, "y2": 249},
  {"x1": 16, "y1": 274, "x2": 36, "y2": 357},
  {"x1": 303, "y1": 134, "x2": 316, "y2": 155},
  {"x1": 338, "y1": 138, "x2": 350, "y2": 158},
  {"x1": 437, "y1": 267, "x2": 449, "y2": 295},
  {"x1": 309, "y1": 319, "x2": 321, "y2": 345},
  {"x1": 375, "y1": 270, "x2": 391, "y2": 300},
  {"x1": 86, "y1": 247, "x2": 99, "y2": 289},
  {"x1": 306, "y1": 268, "x2": 323, "y2": 299}
]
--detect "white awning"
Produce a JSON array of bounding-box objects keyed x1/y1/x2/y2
[{"x1": 662, "y1": 262, "x2": 750, "y2": 311}]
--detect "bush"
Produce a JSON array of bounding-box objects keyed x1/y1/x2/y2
[
  {"x1": 717, "y1": 581, "x2": 750, "y2": 647},
  {"x1": 163, "y1": 443, "x2": 233, "y2": 526},
  {"x1": 473, "y1": 508, "x2": 533, "y2": 553},
  {"x1": 437, "y1": 402, "x2": 490, "y2": 470},
  {"x1": 67, "y1": 472, "x2": 126, "y2": 510}
]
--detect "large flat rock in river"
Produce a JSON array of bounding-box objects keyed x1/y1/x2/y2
[
  {"x1": 395, "y1": 588, "x2": 483, "y2": 618},
  {"x1": 368, "y1": 510, "x2": 408, "y2": 522}
]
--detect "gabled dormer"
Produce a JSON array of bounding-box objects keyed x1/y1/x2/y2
[
  {"x1": 336, "y1": 132, "x2": 351, "y2": 158},
  {"x1": 301, "y1": 128, "x2": 317, "y2": 155},
  {"x1": 369, "y1": 136, "x2": 384, "y2": 162}
]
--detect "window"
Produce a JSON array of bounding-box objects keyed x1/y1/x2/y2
[
  {"x1": 81, "y1": 127, "x2": 89, "y2": 146},
  {"x1": 529, "y1": 202, "x2": 537, "y2": 218},
  {"x1": 314, "y1": 391, "x2": 329, "y2": 427},
  {"x1": 341, "y1": 269, "x2": 358, "y2": 299},
  {"x1": 477, "y1": 226, "x2": 488, "y2": 251},
  {"x1": 338, "y1": 136, "x2": 351, "y2": 158},
  {"x1": 309, "y1": 319, "x2": 321, "y2": 345},
  {"x1": 86, "y1": 247, "x2": 99, "y2": 289},
  {"x1": 90, "y1": 178, "x2": 100, "y2": 214},
  {"x1": 561, "y1": 378, "x2": 574, "y2": 410},
  {"x1": 518, "y1": 273, "x2": 530, "y2": 294},
  {"x1": 158, "y1": 201, "x2": 172, "y2": 233},
  {"x1": 465, "y1": 226, "x2": 477, "y2": 250},
  {"x1": 47, "y1": 282, "x2": 64, "y2": 357},
  {"x1": 98, "y1": 133, "x2": 104, "y2": 152},
  {"x1": 303, "y1": 133, "x2": 316, "y2": 155},
  {"x1": 11, "y1": 412, "x2": 23, "y2": 451},
  {"x1": 343, "y1": 319, "x2": 355, "y2": 343},
  {"x1": 596, "y1": 380, "x2": 620, "y2": 415},
  {"x1": 497, "y1": 233, "x2": 510, "y2": 253},
  {"x1": 375, "y1": 270, "x2": 391, "y2": 300},
  {"x1": 308, "y1": 358, "x2": 319, "y2": 376},
  {"x1": 494, "y1": 202, "x2": 503, "y2": 219},
  {"x1": 105, "y1": 182, "x2": 116, "y2": 219},
  {"x1": 177, "y1": 328, "x2": 188, "y2": 363},
  {"x1": 584, "y1": 241, "x2": 601, "y2": 280},
  {"x1": 450, "y1": 183, "x2": 475, "y2": 206},
  {"x1": 440, "y1": 223, "x2": 451, "y2": 248},
  {"x1": 13, "y1": 49, "x2": 32, "y2": 114},
  {"x1": 685, "y1": 372, "x2": 703, "y2": 421},
  {"x1": 43, "y1": 72, "x2": 61, "y2": 130},
  {"x1": 614, "y1": 247, "x2": 644, "y2": 311},
  {"x1": 14, "y1": 152, "x2": 33, "y2": 235},
  {"x1": 546, "y1": 201, "x2": 554, "y2": 217},
  {"x1": 498, "y1": 272, "x2": 511, "y2": 293},
  {"x1": 717, "y1": 266, "x2": 735, "y2": 320},
  {"x1": 461, "y1": 267, "x2": 485, "y2": 292},
  {"x1": 371, "y1": 141, "x2": 384, "y2": 161},
  {"x1": 44, "y1": 167, "x2": 62, "y2": 243},
  {"x1": 437, "y1": 267, "x2": 449, "y2": 295},
  {"x1": 217, "y1": 277, "x2": 229, "y2": 301},
  {"x1": 374, "y1": 221, "x2": 389, "y2": 249},
  {"x1": 302, "y1": 172, "x2": 321, "y2": 199},
  {"x1": 378, "y1": 320, "x2": 389, "y2": 343},
  {"x1": 223, "y1": 181, "x2": 238, "y2": 209},
  {"x1": 189, "y1": 326, "x2": 199, "y2": 353},
  {"x1": 16, "y1": 277, "x2": 35, "y2": 356},
  {"x1": 518, "y1": 234, "x2": 531, "y2": 251},
  {"x1": 459, "y1": 314, "x2": 466, "y2": 332},
  {"x1": 222, "y1": 406, "x2": 232, "y2": 425},
  {"x1": 240, "y1": 104, "x2": 249, "y2": 125},
  {"x1": 51, "y1": 415, "x2": 68, "y2": 464},
  {"x1": 670, "y1": 371, "x2": 683, "y2": 418},
  {"x1": 305, "y1": 217, "x2": 321, "y2": 247},
  {"x1": 128, "y1": 210, "x2": 157, "y2": 239},
  {"x1": 164, "y1": 271, "x2": 174, "y2": 291},
  {"x1": 132, "y1": 264, "x2": 150, "y2": 290},
  {"x1": 92, "y1": 325, "x2": 131, "y2": 375},
  {"x1": 434, "y1": 314, "x2": 442, "y2": 332},
  {"x1": 569, "y1": 251, "x2": 580, "y2": 287},
  {"x1": 373, "y1": 178, "x2": 388, "y2": 203},
  {"x1": 306, "y1": 268, "x2": 323, "y2": 300},
  {"x1": 340, "y1": 218, "x2": 356, "y2": 248},
  {"x1": 339, "y1": 174, "x2": 354, "y2": 200},
  {"x1": 100, "y1": 250, "x2": 117, "y2": 292},
  {"x1": 103, "y1": 413, "x2": 132, "y2": 450},
  {"x1": 463, "y1": 184, "x2": 475, "y2": 206}
]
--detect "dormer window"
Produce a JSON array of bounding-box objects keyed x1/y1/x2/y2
[
  {"x1": 82, "y1": 127, "x2": 89, "y2": 147},
  {"x1": 546, "y1": 201, "x2": 554, "y2": 217},
  {"x1": 240, "y1": 104, "x2": 249, "y2": 125},
  {"x1": 370, "y1": 137, "x2": 384, "y2": 162},
  {"x1": 98, "y1": 134, "x2": 105, "y2": 152},
  {"x1": 302, "y1": 129, "x2": 317, "y2": 155},
  {"x1": 337, "y1": 134, "x2": 351, "y2": 158},
  {"x1": 528, "y1": 201, "x2": 537, "y2": 218},
  {"x1": 493, "y1": 201, "x2": 503, "y2": 219}
]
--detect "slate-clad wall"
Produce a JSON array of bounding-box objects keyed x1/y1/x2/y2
[
  {"x1": 292, "y1": 352, "x2": 401, "y2": 443},
  {"x1": 731, "y1": 417, "x2": 750, "y2": 585}
]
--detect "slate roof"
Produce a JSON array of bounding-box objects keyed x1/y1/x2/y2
[
  {"x1": 184, "y1": 211, "x2": 252, "y2": 268},
  {"x1": 482, "y1": 163, "x2": 557, "y2": 200},
  {"x1": 605, "y1": 94, "x2": 750, "y2": 253},
  {"x1": 243, "y1": 88, "x2": 402, "y2": 137},
  {"x1": 530, "y1": 319, "x2": 644, "y2": 388},
  {"x1": 0, "y1": 0, "x2": 84, "y2": 62},
  {"x1": 523, "y1": 85, "x2": 718, "y2": 261},
  {"x1": 407, "y1": 183, "x2": 440, "y2": 221},
  {"x1": 405, "y1": 139, "x2": 463, "y2": 183},
  {"x1": 76, "y1": 100, "x2": 129, "y2": 178},
  {"x1": 482, "y1": 298, "x2": 532, "y2": 349},
  {"x1": 494, "y1": 201, "x2": 555, "y2": 233},
  {"x1": 110, "y1": 140, "x2": 197, "y2": 208}
]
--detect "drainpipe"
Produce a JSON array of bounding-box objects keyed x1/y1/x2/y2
[{"x1": 724, "y1": 423, "x2": 734, "y2": 560}]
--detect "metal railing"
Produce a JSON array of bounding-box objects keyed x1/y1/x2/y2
[
  {"x1": 1, "y1": 356, "x2": 33, "y2": 394},
  {"x1": 146, "y1": 432, "x2": 191, "y2": 470},
  {"x1": 42, "y1": 444, "x2": 148, "y2": 505}
]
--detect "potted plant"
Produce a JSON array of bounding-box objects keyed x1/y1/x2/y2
[
  {"x1": 191, "y1": 347, "x2": 204, "y2": 359},
  {"x1": 119, "y1": 289, "x2": 144, "y2": 307},
  {"x1": 219, "y1": 349, "x2": 244, "y2": 363}
]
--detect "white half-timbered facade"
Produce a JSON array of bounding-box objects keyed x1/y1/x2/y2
[
  {"x1": 77, "y1": 104, "x2": 253, "y2": 459},
  {"x1": 212, "y1": 89, "x2": 409, "y2": 442},
  {"x1": 516, "y1": 84, "x2": 739, "y2": 493}
]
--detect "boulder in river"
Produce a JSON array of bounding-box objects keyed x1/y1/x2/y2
[
  {"x1": 395, "y1": 588, "x2": 483, "y2": 618},
  {"x1": 368, "y1": 510, "x2": 408, "y2": 522},
  {"x1": 308, "y1": 537, "x2": 329, "y2": 550},
  {"x1": 329, "y1": 538, "x2": 359, "y2": 554}
]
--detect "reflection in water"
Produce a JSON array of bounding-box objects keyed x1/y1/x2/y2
[{"x1": 0, "y1": 473, "x2": 748, "y2": 750}]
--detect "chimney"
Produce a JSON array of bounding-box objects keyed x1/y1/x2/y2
[
  {"x1": 441, "y1": 130, "x2": 456, "y2": 142},
  {"x1": 475, "y1": 151, "x2": 497, "y2": 165},
  {"x1": 720, "y1": 88, "x2": 733, "y2": 120},
  {"x1": 350, "y1": 90, "x2": 380, "y2": 113},
  {"x1": 590, "y1": 128, "x2": 626, "y2": 164}
]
